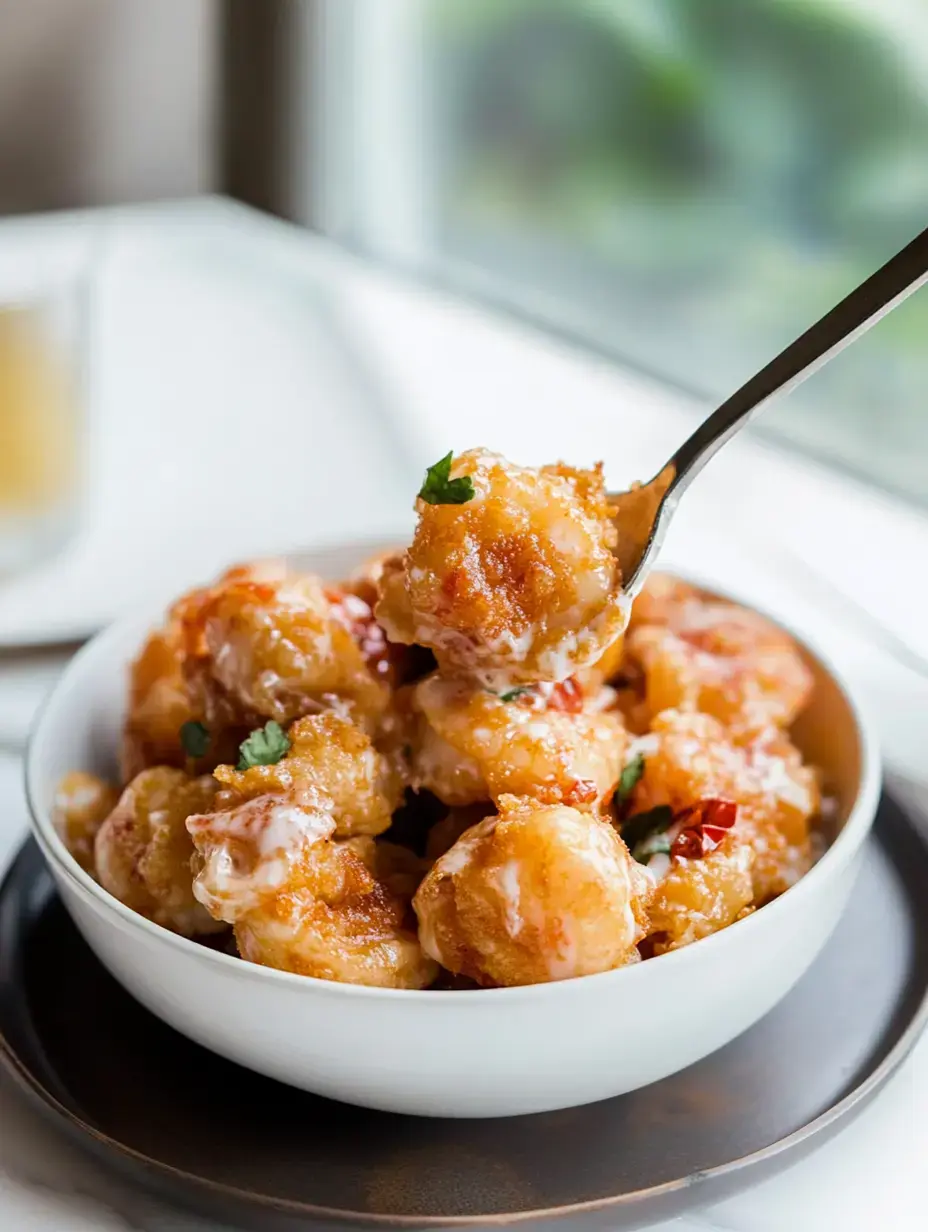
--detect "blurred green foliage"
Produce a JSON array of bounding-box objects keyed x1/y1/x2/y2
[{"x1": 420, "y1": 0, "x2": 928, "y2": 500}]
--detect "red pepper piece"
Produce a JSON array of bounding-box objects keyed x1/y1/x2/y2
[
  {"x1": 547, "y1": 677, "x2": 585, "y2": 713},
  {"x1": 670, "y1": 798, "x2": 738, "y2": 859}
]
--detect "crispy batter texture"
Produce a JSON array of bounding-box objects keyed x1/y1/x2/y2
[
  {"x1": 175, "y1": 562, "x2": 391, "y2": 732},
  {"x1": 627, "y1": 709, "x2": 819, "y2": 903},
  {"x1": 214, "y1": 712, "x2": 403, "y2": 838},
  {"x1": 376, "y1": 450, "x2": 628, "y2": 688},
  {"x1": 94, "y1": 767, "x2": 225, "y2": 936},
  {"x1": 414, "y1": 795, "x2": 652, "y2": 986},
  {"x1": 646, "y1": 832, "x2": 755, "y2": 954},
  {"x1": 69, "y1": 453, "x2": 830, "y2": 986},
  {"x1": 626, "y1": 574, "x2": 813, "y2": 732},
  {"x1": 122, "y1": 626, "x2": 199, "y2": 782},
  {"x1": 186, "y1": 790, "x2": 436, "y2": 988},
  {"x1": 53, "y1": 771, "x2": 120, "y2": 874},
  {"x1": 407, "y1": 673, "x2": 626, "y2": 809}
]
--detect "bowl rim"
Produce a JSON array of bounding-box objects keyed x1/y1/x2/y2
[{"x1": 24, "y1": 565, "x2": 882, "y2": 1005}]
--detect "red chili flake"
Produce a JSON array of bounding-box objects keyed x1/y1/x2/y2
[
  {"x1": 564, "y1": 777, "x2": 599, "y2": 807},
  {"x1": 547, "y1": 677, "x2": 585, "y2": 713},
  {"x1": 670, "y1": 798, "x2": 738, "y2": 859}
]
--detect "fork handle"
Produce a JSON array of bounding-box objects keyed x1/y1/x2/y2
[{"x1": 668, "y1": 224, "x2": 928, "y2": 495}]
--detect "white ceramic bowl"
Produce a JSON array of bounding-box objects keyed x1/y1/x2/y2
[{"x1": 25, "y1": 542, "x2": 881, "y2": 1118}]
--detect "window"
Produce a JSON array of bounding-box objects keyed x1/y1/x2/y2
[{"x1": 308, "y1": 0, "x2": 928, "y2": 507}]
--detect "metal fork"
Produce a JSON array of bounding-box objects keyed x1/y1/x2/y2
[{"x1": 612, "y1": 225, "x2": 928, "y2": 595}]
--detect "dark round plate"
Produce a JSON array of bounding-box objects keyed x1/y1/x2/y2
[{"x1": 1, "y1": 793, "x2": 927, "y2": 1231}]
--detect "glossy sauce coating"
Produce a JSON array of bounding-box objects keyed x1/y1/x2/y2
[
  {"x1": 646, "y1": 832, "x2": 755, "y2": 954},
  {"x1": 407, "y1": 673, "x2": 625, "y2": 810},
  {"x1": 176, "y1": 562, "x2": 391, "y2": 733},
  {"x1": 414, "y1": 796, "x2": 652, "y2": 986},
  {"x1": 376, "y1": 450, "x2": 629, "y2": 688},
  {"x1": 187, "y1": 788, "x2": 436, "y2": 988},
  {"x1": 53, "y1": 771, "x2": 120, "y2": 874},
  {"x1": 626, "y1": 708, "x2": 818, "y2": 903},
  {"x1": 626, "y1": 575, "x2": 813, "y2": 733},
  {"x1": 95, "y1": 767, "x2": 226, "y2": 936},
  {"x1": 213, "y1": 712, "x2": 403, "y2": 839},
  {"x1": 61, "y1": 452, "x2": 831, "y2": 991}
]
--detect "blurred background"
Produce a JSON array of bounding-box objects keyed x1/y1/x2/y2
[{"x1": 1, "y1": 0, "x2": 927, "y2": 595}]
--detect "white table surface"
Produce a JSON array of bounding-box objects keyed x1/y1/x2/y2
[{"x1": 0, "y1": 196, "x2": 925, "y2": 1231}]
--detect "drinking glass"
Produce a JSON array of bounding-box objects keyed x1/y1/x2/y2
[{"x1": 0, "y1": 226, "x2": 93, "y2": 577}]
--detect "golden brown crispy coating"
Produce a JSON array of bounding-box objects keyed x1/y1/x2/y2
[
  {"x1": 341, "y1": 836, "x2": 431, "y2": 899},
  {"x1": 413, "y1": 795, "x2": 652, "y2": 986},
  {"x1": 214, "y1": 712, "x2": 403, "y2": 838},
  {"x1": 83, "y1": 460, "x2": 832, "y2": 983},
  {"x1": 627, "y1": 709, "x2": 819, "y2": 903},
  {"x1": 174, "y1": 561, "x2": 391, "y2": 733},
  {"x1": 646, "y1": 832, "x2": 755, "y2": 954},
  {"x1": 406, "y1": 672, "x2": 626, "y2": 810},
  {"x1": 626, "y1": 575, "x2": 813, "y2": 733},
  {"x1": 186, "y1": 793, "x2": 436, "y2": 988},
  {"x1": 376, "y1": 450, "x2": 629, "y2": 689},
  {"x1": 121, "y1": 626, "x2": 198, "y2": 782},
  {"x1": 94, "y1": 767, "x2": 225, "y2": 936},
  {"x1": 53, "y1": 771, "x2": 120, "y2": 874}
]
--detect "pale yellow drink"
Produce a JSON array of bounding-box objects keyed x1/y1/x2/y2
[{"x1": 0, "y1": 305, "x2": 79, "y2": 522}]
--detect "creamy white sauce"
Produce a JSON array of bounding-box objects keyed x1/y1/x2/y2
[
  {"x1": 645, "y1": 852, "x2": 671, "y2": 882},
  {"x1": 439, "y1": 837, "x2": 478, "y2": 876},
  {"x1": 494, "y1": 860, "x2": 523, "y2": 937},
  {"x1": 625, "y1": 733, "x2": 660, "y2": 761},
  {"x1": 56, "y1": 782, "x2": 103, "y2": 811},
  {"x1": 573, "y1": 819, "x2": 624, "y2": 878},
  {"x1": 610, "y1": 856, "x2": 638, "y2": 948},
  {"x1": 587, "y1": 685, "x2": 617, "y2": 713},
  {"x1": 188, "y1": 795, "x2": 335, "y2": 921},
  {"x1": 732, "y1": 844, "x2": 754, "y2": 876},
  {"x1": 337, "y1": 593, "x2": 371, "y2": 621},
  {"x1": 750, "y1": 751, "x2": 813, "y2": 810},
  {"x1": 437, "y1": 817, "x2": 497, "y2": 877},
  {"x1": 416, "y1": 912, "x2": 443, "y2": 965},
  {"x1": 483, "y1": 626, "x2": 536, "y2": 660}
]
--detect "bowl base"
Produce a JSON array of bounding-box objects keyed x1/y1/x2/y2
[{"x1": 2, "y1": 788, "x2": 927, "y2": 1230}]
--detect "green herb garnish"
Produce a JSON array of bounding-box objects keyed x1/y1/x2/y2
[
  {"x1": 499, "y1": 686, "x2": 531, "y2": 703},
  {"x1": 615, "y1": 752, "x2": 645, "y2": 803},
  {"x1": 237, "y1": 720, "x2": 291, "y2": 770},
  {"x1": 631, "y1": 831, "x2": 672, "y2": 865},
  {"x1": 179, "y1": 720, "x2": 210, "y2": 759},
  {"x1": 417, "y1": 452, "x2": 475, "y2": 506},
  {"x1": 621, "y1": 804, "x2": 673, "y2": 855}
]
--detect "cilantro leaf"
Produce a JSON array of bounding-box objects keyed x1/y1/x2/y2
[
  {"x1": 237, "y1": 720, "x2": 291, "y2": 770},
  {"x1": 179, "y1": 720, "x2": 210, "y2": 759},
  {"x1": 631, "y1": 831, "x2": 672, "y2": 865},
  {"x1": 499, "y1": 686, "x2": 531, "y2": 703},
  {"x1": 615, "y1": 752, "x2": 645, "y2": 803},
  {"x1": 417, "y1": 452, "x2": 475, "y2": 506},
  {"x1": 621, "y1": 804, "x2": 673, "y2": 852}
]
